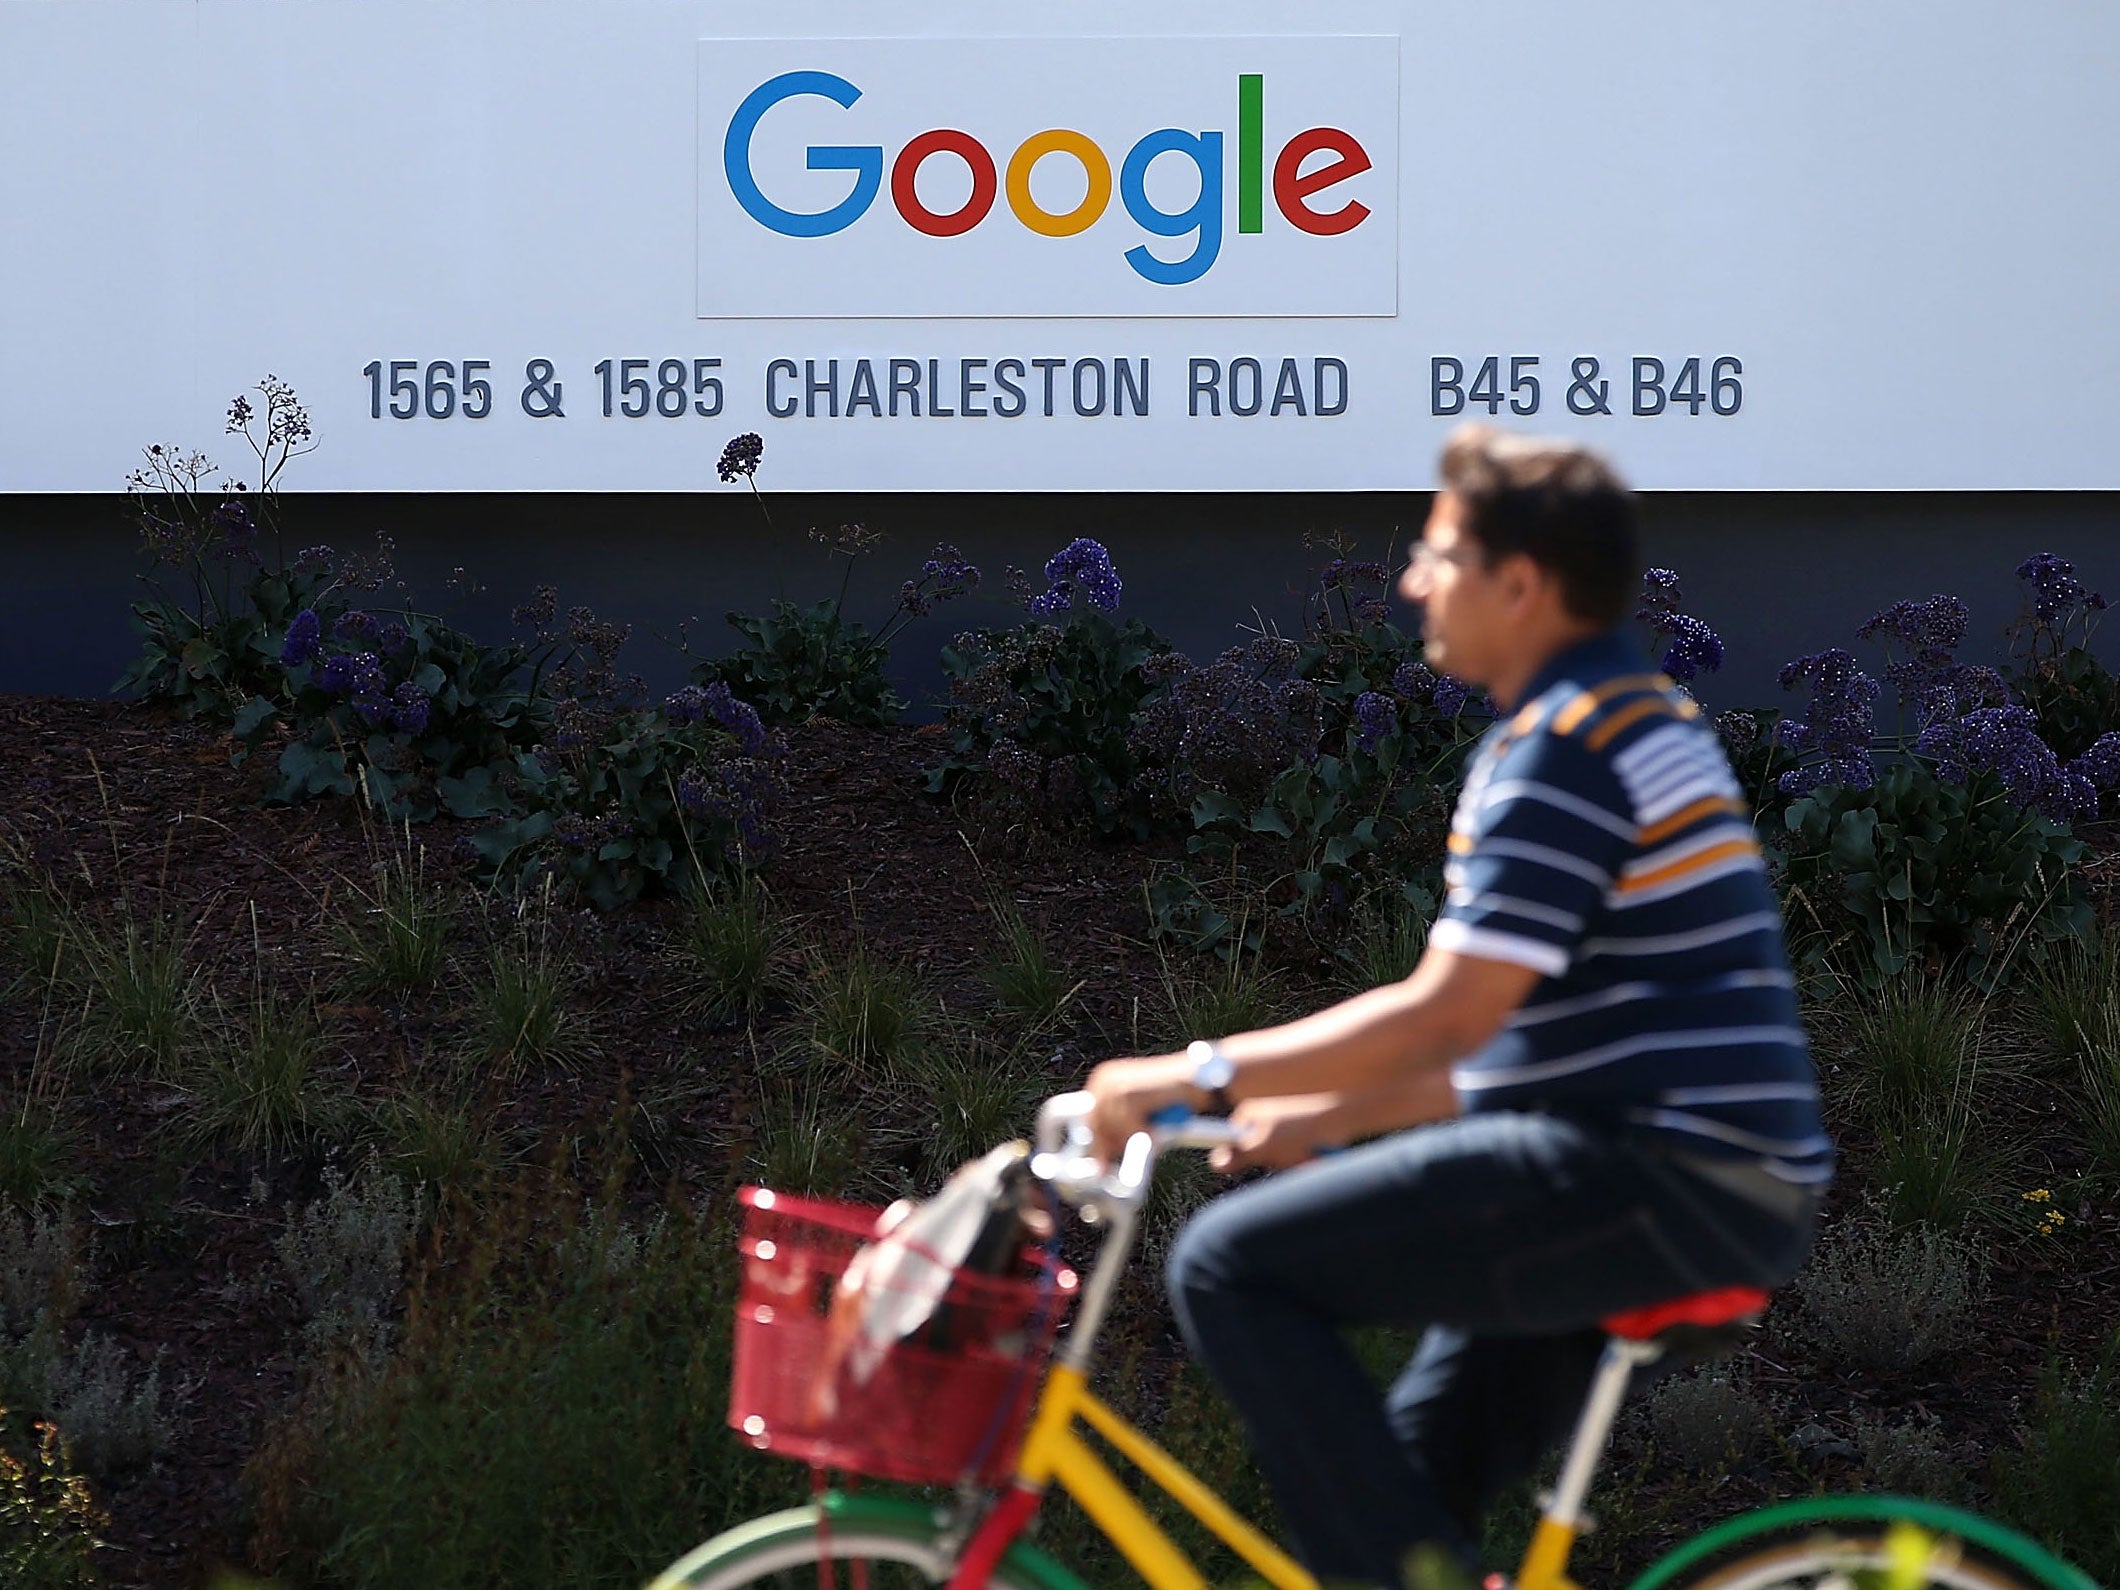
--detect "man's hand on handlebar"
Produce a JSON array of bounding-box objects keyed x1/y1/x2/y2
[
  {"x1": 1083, "y1": 1053, "x2": 1196, "y2": 1162},
  {"x1": 1212, "y1": 1095, "x2": 1348, "y2": 1173}
]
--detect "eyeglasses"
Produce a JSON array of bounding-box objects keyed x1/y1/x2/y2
[{"x1": 1406, "y1": 542, "x2": 1481, "y2": 574}]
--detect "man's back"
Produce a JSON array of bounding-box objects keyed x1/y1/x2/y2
[{"x1": 1432, "y1": 629, "x2": 1833, "y2": 1188}]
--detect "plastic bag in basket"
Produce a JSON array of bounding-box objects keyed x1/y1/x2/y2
[{"x1": 808, "y1": 1142, "x2": 1041, "y2": 1422}]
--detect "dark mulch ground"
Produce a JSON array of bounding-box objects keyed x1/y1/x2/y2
[{"x1": 0, "y1": 694, "x2": 2113, "y2": 1587}]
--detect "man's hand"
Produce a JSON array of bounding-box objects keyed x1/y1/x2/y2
[
  {"x1": 1211, "y1": 1094, "x2": 1347, "y2": 1173},
  {"x1": 1083, "y1": 1053, "x2": 1194, "y2": 1162}
]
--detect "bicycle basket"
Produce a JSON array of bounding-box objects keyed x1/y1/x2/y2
[{"x1": 728, "y1": 1186, "x2": 1076, "y2": 1487}]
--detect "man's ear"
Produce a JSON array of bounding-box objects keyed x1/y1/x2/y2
[{"x1": 1495, "y1": 550, "x2": 1543, "y2": 611}]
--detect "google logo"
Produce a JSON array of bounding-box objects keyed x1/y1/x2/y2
[{"x1": 724, "y1": 70, "x2": 1374, "y2": 286}]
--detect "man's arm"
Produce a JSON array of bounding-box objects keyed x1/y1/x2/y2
[
  {"x1": 1204, "y1": 1066, "x2": 1463, "y2": 1172},
  {"x1": 1083, "y1": 947, "x2": 1540, "y2": 1157}
]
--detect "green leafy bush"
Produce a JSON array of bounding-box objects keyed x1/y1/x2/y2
[
  {"x1": 931, "y1": 606, "x2": 1177, "y2": 837},
  {"x1": 696, "y1": 596, "x2": 902, "y2": 724},
  {"x1": 472, "y1": 687, "x2": 782, "y2": 910},
  {"x1": 1772, "y1": 760, "x2": 2089, "y2": 982},
  {"x1": 695, "y1": 442, "x2": 981, "y2": 725},
  {"x1": 243, "y1": 605, "x2": 551, "y2": 822},
  {"x1": 1134, "y1": 557, "x2": 1476, "y2": 948}
]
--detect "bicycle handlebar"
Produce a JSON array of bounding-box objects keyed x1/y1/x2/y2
[{"x1": 1031, "y1": 1090, "x2": 1238, "y2": 1215}]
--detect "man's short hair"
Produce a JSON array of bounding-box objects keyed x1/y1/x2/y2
[{"x1": 1437, "y1": 425, "x2": 1640, "y2": 628}]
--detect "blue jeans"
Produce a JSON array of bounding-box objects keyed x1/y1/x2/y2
[{"x1": 1163, "y1": 1111, "x2": 1819, "y2": 1585}]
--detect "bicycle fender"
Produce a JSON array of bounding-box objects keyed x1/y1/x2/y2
[
  {"x1": 653, "y1": 1494, "x2": 1093, "y2": 1590},
  {"x1": 1625, "y1": 1495, "x2": 2100, "y2": 1590}
]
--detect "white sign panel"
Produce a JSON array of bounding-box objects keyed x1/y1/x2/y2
[{"x1": 4, "y1": 1, "x2": 2120, "y2": 493}]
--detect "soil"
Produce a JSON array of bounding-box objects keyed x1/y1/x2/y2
[{"x1": 0, "y1": 694, "x2": 2113, "y2": 1588}]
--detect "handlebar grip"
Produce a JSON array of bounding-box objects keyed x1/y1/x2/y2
[{"x1": 1147, "y1": 1104, "x2": 1195, "y2": 1128}]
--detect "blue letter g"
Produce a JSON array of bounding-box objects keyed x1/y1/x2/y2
[{"x1": 725, "y1": 70, "x2": 882, "y2": 238}]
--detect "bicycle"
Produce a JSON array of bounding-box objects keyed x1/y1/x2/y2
[{"x1": 650, "y1": 1093, "x2": 2100, "y2": 1590}]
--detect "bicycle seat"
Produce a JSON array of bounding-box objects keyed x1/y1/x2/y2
[{"x1": 1601, "y1": 1284, "x2": 1768, "y2": 1359}]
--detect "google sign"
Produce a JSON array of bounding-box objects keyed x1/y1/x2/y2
[
  {"x1": 697, "y1": 38, "x2": 1400, "y2": 318},
  {"x1": 724, "y1": 70, "x2": 1374, "y2": 285}
]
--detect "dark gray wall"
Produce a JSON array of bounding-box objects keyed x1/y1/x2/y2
[{"x1": 3, "y1": 492, "x2": 2115, "y2": 714}]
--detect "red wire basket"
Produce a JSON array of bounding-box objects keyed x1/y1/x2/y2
[{"x1": 727, "y1": 1185, "x2": 1077, "y2": 1487}]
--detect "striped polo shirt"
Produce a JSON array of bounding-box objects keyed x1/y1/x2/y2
[{"x1": 1431, "y1": 630, "x2": 1833, "y2": 1186}]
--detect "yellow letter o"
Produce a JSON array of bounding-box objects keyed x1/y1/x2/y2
[{"x1": 1005, "y1": 129, "x2": 1112, "y2": 237}]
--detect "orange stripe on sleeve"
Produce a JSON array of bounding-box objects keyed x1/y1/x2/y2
[
  {"x1": 1549, "y1": 673, "x2": 1669, "y2": 737},
  {"x1": 1617, "y1": 837, "x2": 1760, "y2": 894},
  {"x1": 1586, "y1": 696, "x2": 1680, "y2": 751}
]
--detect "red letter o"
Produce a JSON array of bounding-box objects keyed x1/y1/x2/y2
[
  {"x1": 1273, "y1": 127, "x2": 1372, "y2": 236},
  {"x1": 891, "y1": 130, "x2": 999, "y2": 237}
]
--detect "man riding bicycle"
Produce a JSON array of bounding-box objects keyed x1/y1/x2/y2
[{"x1": 1084, "y1": 426, "x2": 1832, "y2": 1590}]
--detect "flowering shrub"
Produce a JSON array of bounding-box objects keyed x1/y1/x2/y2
[
  {"x1": 695, "y1": 537, "x2": 979, "y2": 727},
  {"x1": 1774, "y1": 648, "x2": 1880, "y2": 795},
  {"x1": 1155, "y1": 653, "x2": 1475, "y2": 949},
  {"x1": 116, "y1": 378, "x2": 342, "y2": 720},
  {"x1": 1636, "y1": 567, "x2": 1725, "y2": 686},
  {"x1": 928, "y1": 538, "x2": 1178, "y2": 838},
  {"x1": 698, "y1": 436, "x2": 979, "y2": 725},
  {"x1": 470, "y1": 683, "x2": 782, "y2": 909},
  {"x1": 2006, "y1": 552, "x2": 2120, "y2": 775},
  {"x1": 1139, "y1": 555, "x2": 1481, "y2": 949},
  {"x1": 1774, "y1": 759, "x2": 2089, "y2": 980},
  {"x1": 240, "y1": 602, "x2": 551, "y2": 822},
  {"x1": 1630, "y1": 560, "x2": 2114, "y2": 983}
]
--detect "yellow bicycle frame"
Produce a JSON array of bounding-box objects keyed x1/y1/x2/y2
[{"x1": 1005, "y1": 1364, "x2": 1594, "y2": 1590}]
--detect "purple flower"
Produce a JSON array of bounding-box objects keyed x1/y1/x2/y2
[
  {"x1": 1352, "y1": 691, "x2": 1398, "y2": 753},
  {"x1": 1656, "y1": 613, "x2": 1725, "y2": 685},
  {"x1": 2017, "y1": 552, "x2": 2106, "y2": 625},
  {"x1": 1858, "y1": 595, "x2": 1969, "y2": 695},
  {"x1": 389, "y1": 682, "x2": 431, "y2": 737},
  {"x1": 670, "y1": 683, "x2": 769, "y2": 755},
  {"x1": 716, "y1": 432, "x2": 764, "y2": 483},
  {"x1": 1777, "y1": 648, "x2": 1878, "y2": 794},
  {"x1": 377, "y1": 621, "x2": 411, "y2": 656},
  {"x1": 209, "y1": 499, "x2": 257, "y2": 562},
  {"x1": 352, "y1": 690, "x2": 394, "y2": 729},
  {"x1": 677, "y1": 757, "x2": 781, "y2": 862},
  {"x1": 1713, "y1": 710, "x2": 1761, "y2": 758},
  {"x1": 1029, "y1": 537, "x2": 1122, "y2": 616},
  {"x1": 898, "y1": 542, "x2": 982, "y2": 618},
  {"x1": 1917, "y1": 704, "x2": 2089, "y2": 821},
  {"x1": 700, "y1": 681, "x2": 769, "y2": 755},
  {"x1": 317, "y1": 649, "x2": 387, "y2": 707},
  {"x1": 1320, "y1": 558, "x2": 1389, "y2": 590},
  {"x1": 1433, "y1": 675, "x2": 1470, "y2": 718},
  {"x1": 2072, "y1": 731, "x2": 2120, "y2": 793},
  {"x1": 1392, "y1": 660, "x2": 1436, "y2": 698},
  {"x1": 1635, "y1": 569, "x2": 1724, "y2": 685},
  {"x1": 1912, "y1": 665, "x2": 2012, "y2": 729},
  {"x1": 663, "y1": 686, "x2": 707, "y2": 725},
  {"x1": 292, "y1": 545, "x2": 335, "y2": 576},
  {"x1": 333, "y1": 609, "x2": 380, "y2": 643},
  {"x1": 280, "y1": 608, "x2": 322, "y2": 667},
  {"x1": 1129, "y1": 642, "x2": 1321, "y2": 795}
]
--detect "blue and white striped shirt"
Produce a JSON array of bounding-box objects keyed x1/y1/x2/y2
[{"x1": 1433, "y1": 630, "x2": 1833, "y2": 1185}]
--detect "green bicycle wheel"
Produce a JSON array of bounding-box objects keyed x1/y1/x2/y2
[
  {"x1": 1628, "y1": 1497, "x2": 2100, "y2": 1590},
  {"x1": 647, "y1": 1494, "x2": 1087, "y2": 1590}
]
